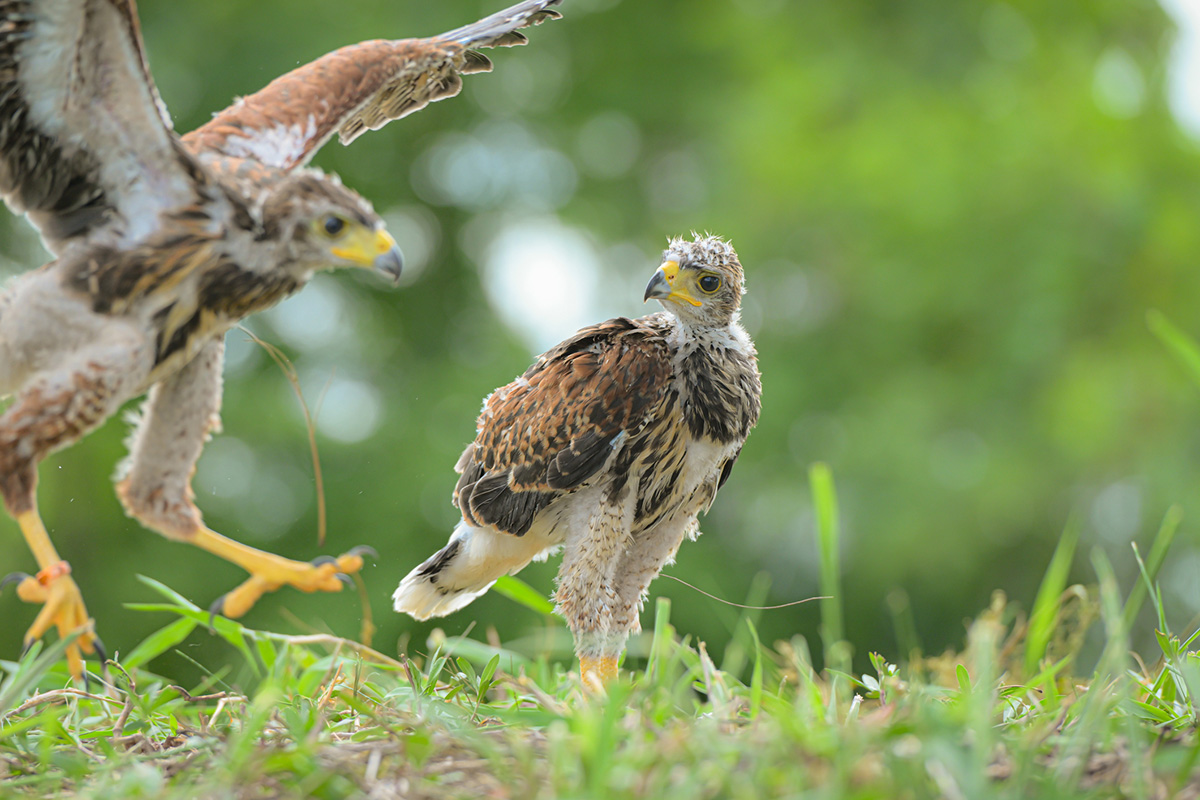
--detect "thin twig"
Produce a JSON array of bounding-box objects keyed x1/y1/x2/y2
[
  {"x1": 8, "y1": 688, "x2": 121, "y2": 716},
  {"x1": 237, "y1": 325, "x2": 327, "y2": 546},
  {"x1": 660, "y1": 573, "x2": 829, "y2": 610},
  {"x1": 317, "y1": 661, "x2": 346, "y2": 710},
  {"x1": 353, "y1": 571, "x2": 376, "y2": 648},
  {"x1": 165, "y1": 686, "x2": 235, "y2": 703},
  {"x1": 107, "y1": 661, "x2": 136, "y2": 741},
  {"x1": 267, "y1": 634, "x2": 405, "y2": 669},
  {"x1": 209, "y1": 696, "x2": 236, "y2": 733}
]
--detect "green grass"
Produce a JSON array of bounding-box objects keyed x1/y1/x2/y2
[
  {"x1": 3, "y1": 498, "x2": 1199, "y2": 799},
  {"x1": 7, "y1": 313, "x2": 1200, "y2": 798}
]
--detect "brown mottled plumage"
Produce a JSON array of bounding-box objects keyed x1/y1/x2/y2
[
  {"x1": 0, "y1": 0, "x2": 561, "y2": 679},
  {"x1": 395, "y1": 234, "x2": 762, "y2": 687},
  {"x1": 183, "y1": 2, "x2": 561, "y2": 169}
]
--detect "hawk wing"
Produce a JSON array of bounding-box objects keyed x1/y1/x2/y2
[
  {"x1": 455, "y1": 317, "x2": 673, "y2": 537},
  {"x1": 182, "y1": 0, "x2": 562, "y2": 172},
  {"x1": 0, "y1": 0, "x2": 201, "y2": 254}
]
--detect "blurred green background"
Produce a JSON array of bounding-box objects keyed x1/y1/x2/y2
[{"x1": 4, "y1": 0, "x2": 1200, "y2": 681}]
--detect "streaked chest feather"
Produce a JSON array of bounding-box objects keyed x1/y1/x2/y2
[
  {"x1": 61, "y1": 237, "x2": 301, "y2": 381},
  {"x1": 146, "y1": 263, "x2": 300, "y2": 382},
  {"x1": 629, "y1": 416, "x2": 738, "y2": 532},
  {"x1": 673, "y1": 327, "x2": 760, "y2": 443},
  {"x1": 625, "y1": 329, "x2": 760, "y2": 531}
]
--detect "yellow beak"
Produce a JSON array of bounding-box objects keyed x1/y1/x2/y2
[
  {"x1": 332, "y1": 227, "x2": 404, "y2": 284},
  {"x1": 643, "y1": 260, "x2": 701, "y2": 307}
]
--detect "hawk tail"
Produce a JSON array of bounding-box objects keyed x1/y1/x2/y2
[{"x1": 393, "y1": 520, "x2": 551, "y2": 620}]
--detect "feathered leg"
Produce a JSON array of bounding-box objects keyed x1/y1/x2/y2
[
  {"x1": 0, "y1": 337, "x2": 145, "y2": 678},
  {"x1": 609, "y1": 516, "x2": 695, "y2": 641},
  {"x1": 555, "y1": 495, "x2": 633, "y2": 688},
  {"x1": 116, "y1": 339, "x2": 364, "y2": 618}
]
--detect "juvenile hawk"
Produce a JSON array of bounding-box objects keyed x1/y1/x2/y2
[
  {"x1": 0, "y1": 0, "x2": 560, "y2": 678},
  {"x1": 394, "y1": 234, "x2": 762, "y2": 686}
]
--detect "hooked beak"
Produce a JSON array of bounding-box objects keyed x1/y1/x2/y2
[
  {"x1": 373, "y1": 238, "x2": 404, "y2": 285},
  {"x1": 643, "y1": 260, "x2": 700, "y2": 307},
  {"x1": 332, "y1": 227, "x2": 404, "y2": 285}
]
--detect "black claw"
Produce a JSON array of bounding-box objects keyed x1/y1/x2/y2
[
  {"x1": 82, "y1": 634, "x2": 108, "y2": 689},
  {"x1": 207, "y1": 595, "x2": 226, "y2": 632},
  {"x1": 347, "y1": 545, "x2": 378, "y2": 561},
  {"x1": 0, "y1": 571, "x2": 32, "y2": 593},
  {"x1": 335, "y1": 572, "x2": 353, "y2": 587},
  {"x1": 310, "y1": 555, "x2": 339, "y2": 568}
]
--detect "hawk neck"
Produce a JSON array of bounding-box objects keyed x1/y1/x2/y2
[{"x1": 667, "y1": 316, "x2": 761, "y2": 444}]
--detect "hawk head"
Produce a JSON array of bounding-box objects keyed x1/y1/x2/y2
[
  {"x1": 259, "y1": 171, "x2": 404, "y2": 284},
  {"x1": 643, "y1": 233, "x2": 744, "y2": 326}
]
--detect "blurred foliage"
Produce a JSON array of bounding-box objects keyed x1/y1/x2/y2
[{"x1": 3, "y1": 0, "x2": 1200, "y2": 682}]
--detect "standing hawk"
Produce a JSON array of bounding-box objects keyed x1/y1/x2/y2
[
  {"x1": 0, "y1": 0, "x2": 561, "y2": 678},
  {"x1": 394, "y1": 234, "x2": 762, "y2": 686}
]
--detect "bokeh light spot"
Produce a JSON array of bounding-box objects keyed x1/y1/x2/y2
[{"x1": 316, "y1": 378, "x2": 383, "y2": 443}]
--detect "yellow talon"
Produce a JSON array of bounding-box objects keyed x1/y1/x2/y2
[
  {"x1": 8, "y1": 510, "x2": 101, "y2": 681},
  {"x1": 206, "y1": 537, "x2": 366, "y2": 619}
]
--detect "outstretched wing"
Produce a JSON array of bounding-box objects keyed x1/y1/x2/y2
[
  {"x1": 455, "y1": 317, "x2": 673, "y2": 537},
  {"x1": 182, "y1": 0, "x2": 562, "y2": 172},
  {"x1": 0, "y1": 0, "x2": 201, "y2": 254}
]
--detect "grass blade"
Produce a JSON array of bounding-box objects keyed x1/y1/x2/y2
[
  {"x1": 1024, "y1": 515, "x2": 1080, "y2": 676},
  {"x1": 122, "y1": 617, "x2": 198, "y2": 671},
  {"x1": 745, "y1": 618, "x2": 764, "y2": 719},
  {"x1": 0, "y1": 637, "x2": 75, "y2": 714},
  {"x1": 645, "y1": 596, "x2": 673, "y2": 688},
  {"x1": 810, "y1": 463, "x2": 848, "y2": 676},
  {"x1": 1123, "y1": 505, "x2": 1182, "y2": 632},
  {"x1": 492, "y1": 576, "x2": 555, "y2": 616},
  {"x1": 1148, "y1": 310, "x2": 1200, "y2": 389},
  {"x1": 134, "y1": 574, "x2": 202, "y2": 611}
]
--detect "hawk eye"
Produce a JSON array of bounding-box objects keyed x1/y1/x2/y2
[
  {"x1": 698, "y1": 274, "x2": 721, "y2": 294},
  {"x1": 322, "y1": 215, "x2": 346, "y2": 237}
]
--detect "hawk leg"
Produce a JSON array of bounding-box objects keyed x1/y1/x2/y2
[
  {"x1": 609, "y1": 516, "x2": 694, "y2": 641},
  {"x1": 577, "y1": 654, "x2": 619, "y2": 688},
  {"x1": 0, "y1": 338, "x2": 138, "y2": 680},
  {"x1": 174, "y1": 527, "x2": 366, "y2": 618},
  {"x1": 560, "y1": 508, "x2": 694, "y2": 689},
  {"x1": 555, "y1": 495, "x2": 633, "y2": 688},
  {"x1": 3, "y1": 507, "x2": 101, "y2": 680},
  {"x1": 117, "y1": 339, "x2": 366, "y2": 618}
]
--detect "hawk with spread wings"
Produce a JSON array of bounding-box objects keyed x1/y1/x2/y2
[
  {"x1": 0, "y1": 0, "x2": 561, "y2": 678},
  {"x1": 394, "y1": 234, "x2": 762, "y2": 686}
]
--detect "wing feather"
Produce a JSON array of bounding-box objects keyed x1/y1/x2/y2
[
  {"x1": 182, "y1": 0, "x2": 561, "y2": 172},
  {"x1": 454, "y1": 317, "x2": 673, "y2": 537},
  {"x1": 0, "y1": 0, "x2": 200, "y2": 254}
]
